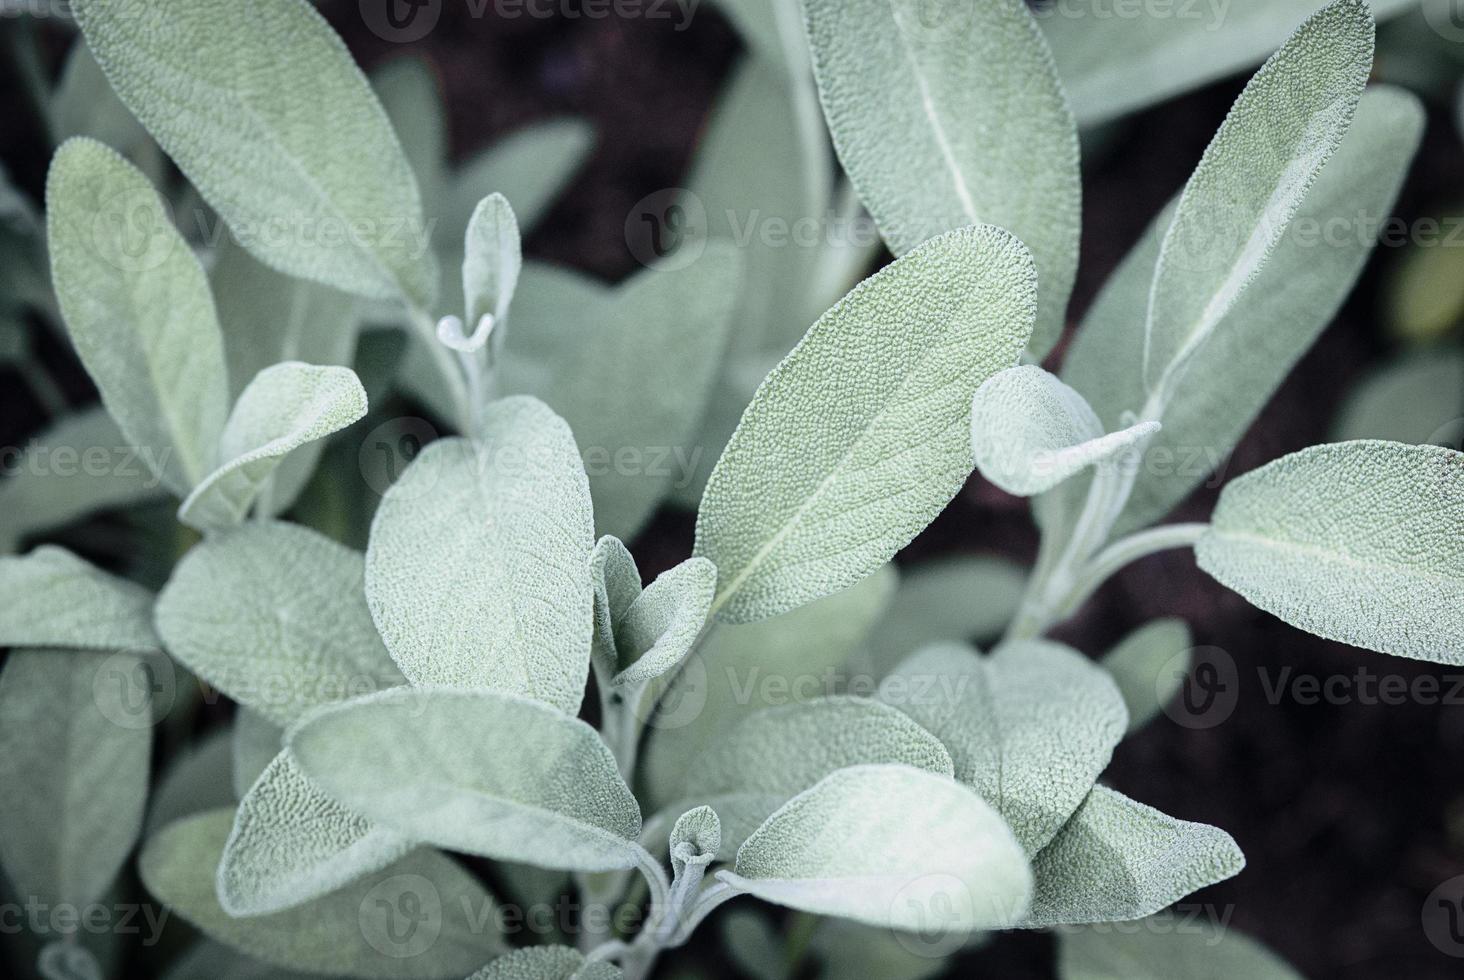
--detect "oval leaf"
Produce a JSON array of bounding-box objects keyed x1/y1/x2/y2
[
  {"x1": 695, "y1": 225, "x2": 1035, "y2": 623},
  {"x1": 0, "y1": 546, "x2": 157, "y2": 652}
]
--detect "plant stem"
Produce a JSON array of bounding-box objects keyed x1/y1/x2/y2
[
  {"x1": 406, "y1": 306, "x2": 473, "y2": 434},
  {"x1": 1053, "y1": 522, "x2": 1208, "y2": 622}
]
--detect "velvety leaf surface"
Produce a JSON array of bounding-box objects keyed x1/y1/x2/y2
[
  {"x1": 0, "y1": 546, "x2": 157, "y2": 651},
  {"x1": 1057, "y1": 912, "x2": 1301, "y2": 979}
]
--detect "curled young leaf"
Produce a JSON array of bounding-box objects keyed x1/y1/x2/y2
[
  {"x1": 179, "y1": 363, "x2": 368, "y2": 532},
  {"x1": 463, "y1": 193, "x2": 522, "y2": 332},
  {"x1": 669, "y1": 806, "x2": 722, "y2": 882},
  {"x1": 289, "y1": 688, "x2": 644, "y2": 873},
  {"x1": 721, "y1": 764, "x2": 1033, "y2": 931},
  {"x1": 0, "y1": 546, "x2": 157, "y2": 651},
  {"x1": 1021, "y1": 785, "x2": 1244, "y2": 927},
  {"x1": 970, "y1": 366, "x2": 1159, "y2": 497},
  {"x1": 695, "y1": 225, "x2": 1035, "y2": 624},
  {"x1": 366, "y1": 398, "x2": 594, "y2": 714},
  {"x1": 1196, "y1": 441, "x2": 1464, "y2": 663},
  {"x1": 589, "y1": 536, "x2": 717, "y2": 689}
]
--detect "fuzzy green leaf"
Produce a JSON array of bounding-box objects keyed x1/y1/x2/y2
[
  {"x1": 179, "y1": 363, "x2": 367, "y2": 531},
  {"x1": 971, "y1": 366, "x2": 1159, "y2": 496},
  {"x1": 804, "y1": 0, "x2": 1079, "y2": 356},
  {"x1": 140, "y1": 809, "x2": 504, "y2": 978},
  {"x1": 52, "y1": 41, "x2": 158, "y2": 174},
  {"x1": 374, "y1": 57, "x2": 447, "y2": 219},
  {"x1": 289, "y1": 688, "x2": 644, "y2": 873},
  {"x1": 155, "y1": 521, "x2": 404, "y2": 728},
  {"x1": 881, "y1": 642, "x2": 1127, "y2": 855},
  {"x1": 46, "y1": 138, "x2": 229, "y2": 495},
  {"x1": 145, "y1": 729, "x2": 235, "y2": 837},
  {"x1": 502, "y1": 251, "x2": 742, "y2": 539},
  {"x1": 1196, "y1": 441, "x2": 1464, "y2": 662},
  {"x1": 0, "y1": 546, "x2": 157, "y2": 651},
  {"x1": 445, "y1": 120, "x2": 593, "y2": 240},
  {"x1": 463, "y1": 193, "x2": 522, "y2": 331},
  {"x1": 589, "y1": 536, "x2": 717, "y2": 688},
  {"x1": 231, "y1": 709, "x2": 283, "y2": 800},
  {"x1": 1101, "y1": 619, "x2": 1193, "y2": 734},
  {"x1": 73, "y1": 0, "x2": 437, "y2": 306},
  {"x1": 1333, "y1": 350, "x2": 1464, "y2": 446},
  {"x1": 1057, "y1": 913, "x2": 1301, "y2": 979},
  {"x1": 722, "y1": 764, "x2": 1032, "y2": 930},
  {"x1": 467, "y1": 947, "x2": 622, "y2": 980},
  {"x1": 1054, "y1": 85, "x2": 1425, "y2": 539},
  {"x1": 1042, "y1": 0, "x2": 1419, "y2": 125},
  {"x1": 669, "y1": 697, "x2": 954, "y2": 857},
  {"x1": 0, "y1": 651, "x2": 151, "y2": 908},
  {"x1": 365, "y1": 398, "x2": 594, "y2": 713},
  {"x1": 641, "y1": 568, "x2": 897, "y2": 809},
  {"x1": 1142, "y1": 0, "x2": 1374, "y2": 399},
  {"x1": 219, "y1": 750, "x2": 413, "y2": 916},
  {"x1": 670, "y1": 806, "x2": 723, "y2": 882},
  {"x1": 696, "y1": 225, "x2": 1035, "y2": 623},
  {"x1": 1021, "y1": 785, "x2": 1244, "y2": 927}
]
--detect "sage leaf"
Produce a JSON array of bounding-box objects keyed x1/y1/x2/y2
[
  {"x1": 1041, "y1": 0, "x2": 1418, "y2": 125},
  {"x1": 219, "y1": 750, "x2": 413, "y2": 916},
  {"x1": 46, "y1": 137, "x2": 229, "y2": 495},
  {"x1": 74, "y1": 0, "x2": 438, "y2": 306},
  {"x1": 155, "y1": 521, "x2": 404, "y2": 728},
  {"x1": 179, "y1": 363, "x2": 368, "y2": 531},
  {"x1": 445, "y1": 119, "x2": 594, "y2": 240},
  {"x1": 0, "y1": 546, "x2": 157, "y2": 651},
  {"x1": 463, "y1": 193, "x2": 522, "y2": 331},
  {"x1": 1101, "y1": 619, "x2": 1193, "y2": 734},
  {"x1": 52, "y1": 41, "x2": 158, "y2": 175},
  {"x1": 856, "y1": 555, "x2": 1028, "y2": 677},
  {"x1": 721, "y1": 764, "x2": 1032, "y2": 930},
  {"x1": 971, "y1": 366, "x2": 1160, "y2": 497},
  {"x1": 804, "y1": 0, "x2": 1079, "y2": 356},
  {"x1": 1142, "y1": 0, "x2": 1374, "y2": 399},
  {"x1": 140, "y1": 809, "x2": 504, "y2": 978},
  {"x1": 145, "y1": 729, "x2": 234, "y2": 836},
  {"x1": 695, "y1": 225, "x2": 1035, "y2": 623},
  {"x1": 289, "y1": 688, "x2": 644, "y2": 873},
  {"x1": 0, "y1": 651, "x2": 151, "y2": 908},
  {"x1": 365, "y1": 398, "x2": 594, "y2": 713},
  {"x1": 160, "y1": 941, "x2": 318, "y2": 980},
  {"x1": 880, "y1": 642, "x2": 1127, "y2": 854},
  {"x1": 669, "y1": 697, "x2": 954, "y2": 857},
  {"x1": 1196, "y1": 441, "x2": 1464, "y2": 662},
  {"x1": 670, "y1": 806, "x2": 722, "y2": 882},
  {"x1": 231, "y1": 709, "x2": 282, "y2": 800},
  {"x1": 1055, "y1": 85, "x2": 1425, "y2": 539},
  {"x1": 373, "y1": 56, "x2": 447, "y2": 219},
  {"x1": 0, "y1": 409, "x2": 164, "y2": 555},
  {"x1": 1057, "y1": 913, "x2": 1301, "y2": 980},
  {"x1": 590, "y1": 536, "x2": 717, "y2": 688},
  {"x1": 641, "y1": 567, "x2": 897, "y2": 809},
  {"x1": 502, "y1": 251, "x2": 742, "y2": 539},
  {"x1": 808, "y1": 918, "x2": 949, "y2": 980},
  {"x1": 468, "y1": 947, "x2": 622, "y2": 980},
  {"x1": 1333, "y1": 350, "x2": 1464, "y2": 445},
  {"x1": 1021, "y1": 785, "x2": 1244, "y2": 927}
]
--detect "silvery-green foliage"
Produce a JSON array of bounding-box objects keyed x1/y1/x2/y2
[
  {"x1": 467, "y1": 947, "x2": 623, "y2": 980},
  {"x1": 444, "y1": 120, "x2": 594, "y2": 242},
  {"x1": 366, "y1": 398, "x2": 593, "y2": 713},
  {"x1": 145, "y1": 729, "x2": 235, "y2": 837},
  {"x1": 880, "y1": 643, "x2": 1126, "y2": 855},
  {"x1": 231, "y1": 709, "x2": 282, "y2": 799},
  {"x1": 463, "y1": 193, "x2": 522, "y2": 334},
  {"x1": 1100, "y1": 619, "x2": 1193, "y2": 734},
  {"x1": 178, "y1": 363, "x2": 368, "y2": 531},
  {"x1": 803, "y1": 0, "x2": 1079, "y2": 357},
  {"x1": 970, "y1": 366, "x2": 1160, "y2": 497},
  {"x1": 719, "y1": 764, "x2": 1033, "y2": 931},
  {"x1": 47, "y1": 137, "x2": 229, "y2": 495},
  {"x1": 1052, "y1": 84, "x2": 1424, "y2": 539},
  {"x1": 1022, "y1": 785, "x2": 1245, "y2": 927},
  {"x1": 289, "y1": 688, "x2": 645, "y2": 873},
  {"x1": 156, "y1": 520, "x2": 404, "y2": 729},
  {"x1": 72, "y1": 0, "x2": 438, "y2": 307},
  {"x1": 1196, "y1": 441, "x2": 1464, "y2": 662},
  {"x1": 808, "y1": 918, "x2": 949, "y2": 980},
  {"x1": 140, "y1": 809, "x2": 504, "y2": 978},
  {"x1": 1041, "y1": 0, "x2": 1420, "y2": 125},
  {"x1": 1142, "y1": 0, "x2": 1373, "y2": 403},
  {"x1": 1057, "y1": 913, "x2": 1300, "y2": 980},
  {"x1": 1333, "y1": 349, "x2": 1464, "y2": 444},
  {"x1": 0, "y1": 651, "x2": 152, "y2": 910},
  {"x1": 501, "y1": 249, "x2": 742, "y2": 539},
  {"x1": 0, "y1": 546, "x2": 158, "y2": 651},
  {"x1": 695, "y1": 225, "x2": 1035, "y2": 623},
  {"x1": 663, "y1": 697, "x2": 954, "y2": 858},
  {"x1": 372, "y1": 57, "x2": 448, "y2": 218},
  {"x1": 51, "y1": 42, "x2": 160, "y2": 176},
  {"x1": 0, "y1": 407, "x2": 169, "y2": 554},
  {"x1": 669, "y1": 806, "x2": 722, "y2": 883},
  {"x1": 589, "y1": 537, "x2": 718, "y2": 689}
]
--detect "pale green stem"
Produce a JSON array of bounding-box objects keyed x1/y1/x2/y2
[
  {"x1": 1051, "y1": 523, "x2": 1208, "y2": 623},
  {"x1": 406, "y1": 306, "x2": 472, "y2": 434}
]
